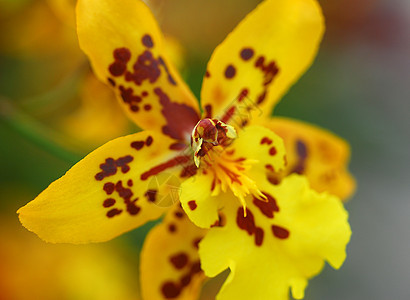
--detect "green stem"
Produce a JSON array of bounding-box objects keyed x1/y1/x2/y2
[{"x1": 1, "y1": 97, "x2": 83, "y2": 164}]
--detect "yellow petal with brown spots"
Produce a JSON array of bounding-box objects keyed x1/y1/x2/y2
[
  {"x1": 199, "y1": 175, "x2": 351, "y2": 300},
  {"x1": 262, "y1": 117, "x2": 356, "y2": 200},
  {"x1": 77, "y1": 0, "x2": 200, "y2": 142},
  {"x1": 140, "y1": 204, "x2": 207, "y2": 300},
  {"x1": 200, "y1": 0, "x2": 324, "y2": 128},
  {"x1": 18, "y1": 131, "x2": 195, "y2": 244}
]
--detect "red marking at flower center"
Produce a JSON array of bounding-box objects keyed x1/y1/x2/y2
[
  {"x1": 154, "y1": 87, "x2": 200, "y2": 141},
  {"x1": 218, "y1": 164, "x2": 242, "y2": 185},
  {"x1": 140, "y1": 155, "x2": 191, "y2": 181}
]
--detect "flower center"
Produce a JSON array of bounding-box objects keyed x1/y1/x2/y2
[
  {"x1": 191, "y1": 118, "x2": 265, "y2": 212},
  {"x1": 191, "y1": 118, "x2": 237, "y2": 167}
]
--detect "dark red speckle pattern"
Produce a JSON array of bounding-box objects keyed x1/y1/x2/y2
[
  {"x1": 236, "y1": 207, "x2": 265, "y2": 246},
  {"x1": 108, "y1": 39, "x2": 201, "y2": 142},
  {"x1": 131, "y1": 135, "x2": 153, "y2": 151},
  {"x1": 95, "y1": 155, "x2": 133, "y2": 181}
]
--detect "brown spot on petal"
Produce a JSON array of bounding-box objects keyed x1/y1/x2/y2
[
  {"x1": 141, "y1": 34, "x2": 154, "y2": 48},
  {"x1": 265, "y1": 164, "x2": 274, "y2": 172},
  {"x1": 113, "y1": 47, "x2": 131, "y2": 62},
  {"x1": 174, "y1": 211, "x2": 184, "y2": 219},
  {"x1": 269, "y1": 147, "x2": 277, "y2": 156},
  {"x1": 161, "y1": 281, "x2": 181, "y2": 298},
  {"x1": 146, "y1": 136, "x2": 153, "y2": 146},
  {"x1": 125, "y1": 50, "x2": 160, "y2": 85},
  {"x1": 130, "y1": 140, "x2": 145, "y2": 150},
  {"x1": 224, "y1": 65, "x2": 236, "y2": 79},
  {"x1": 260, "y1": 137, "x2": 273, "y2": 145},
  {"x1": 168, "y1": 223, "x2": 177, "y2": 233},
  {"x1": 240, "y1": 47, "x2": 254, "y2": 61},
  {"x1": 170, "y1": 252, "x2": 189, "y2": 270},
  {"x1": 106, "y1": 208, "x2": 122, "y2": 218},
  {"x1": 144, "y1": 189, "x2": 157, "y2": 202},
  {"x1": 188, "y1": 200, "x2": 197, "y2": 211},
  {"x1": 236, "y1": 207, "x2": 255, "y2": 235},
  {"x1": 253, "y1": 193, "x2": 279, "y2": 219},
  {"x1": 180, "y1": 274, "x2": 191, "y2": 287},
  {"x1": 296, "y1": 139, "x2": 308, "y2": 159},
  {"x1": 115, "y1": 181, "x2": 140, "y2": 215},
  {"x1": 130, "y1": 105, "x2": 139, "y2": 112},
  {"x1": 103, "y1": 182, "x2": 115, "y2": 195},
  {"x1": 254, "y1": 227, "x2": 264, "y2": 246},
  {"x1": 103, "y1": 198, "x2": 116, "y2": 208},
  {"x1": 271, "y1": 225, "x2": 290, "y2": 239},
  {"x1": 109, "y1": 61, "x2": 126, "y2": 77},
  {"x1": 143, "y1": 104, "x2": 152, "y2": 111},
  {"x1": 95, "y1": 156, "x2": 133, "y2": 181}
]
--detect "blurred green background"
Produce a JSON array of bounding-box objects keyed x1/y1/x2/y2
[{"x1": 1, "y1": 0, "x2": 409, "y2": 299}]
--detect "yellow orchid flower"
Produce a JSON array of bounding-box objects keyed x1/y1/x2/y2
[{"x1": 18, "y1": 0, "x2": 354, "y2": 300}]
